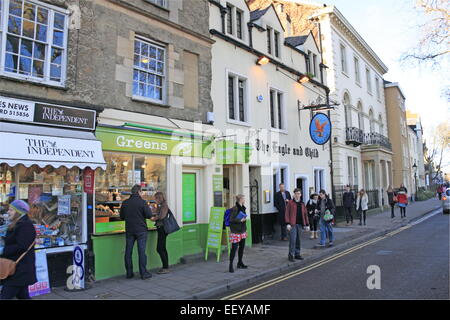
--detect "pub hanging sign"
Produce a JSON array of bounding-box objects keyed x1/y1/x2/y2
[
  {"x1": 309, "y1": 113, "x2": 332, "y2": 146},
  {"x1": 0, "y1": 95, "x2": 96, "y2": 130}
]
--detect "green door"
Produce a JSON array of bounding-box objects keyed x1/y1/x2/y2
[{"x1": 182, "y1": 173, "x2": 200, "y2": 255}]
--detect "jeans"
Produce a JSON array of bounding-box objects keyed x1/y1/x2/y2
[
  {"x1": 359, "y1": 209, "x2": 367, "y2": 224},
  {"x1": 390, "y1": 205, "x2": 395, "y2": 218},
  {"x1": 400, "y1": 206, "x2": 406, "y2": 217},
  {"x1": 319, "y1": 219, "x2": 334, "y2": 245},
  {"x1": 344, "y1": 207, "x2": 354, "y2": 224},
  {"x1": 288, "y1": 224, "x2": 302, "y2": 257},
  {"x1": 1, "y1": 286, "x2": 31, "y2": 300},
  {"x1": 229, "y1": 238, "x2": 246, "y2": 265},
  {"x1": 157, "y1": 227, "x2": 169, "y2": 269},
  {"x1": 278, "y1": 211, "x2": 287, "y2": 239},
  {"x1": 124, "y1": 231, "x2": 148, "y2": 276}
]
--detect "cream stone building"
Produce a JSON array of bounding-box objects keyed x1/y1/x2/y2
[
  {"x1": 209, "y1": 0, "x2": 331, "y2": 239},
  {"x1": 406, "y1": 111, "x2": 426, "y2": 188}
]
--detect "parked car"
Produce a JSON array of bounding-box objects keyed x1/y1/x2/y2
[{"x1": 443, "y1": 188, "x2": 450, "y2": 215}]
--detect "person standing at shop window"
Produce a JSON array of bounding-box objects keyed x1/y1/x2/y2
[
  {"x1": 229, "y1": 194, "x2": 248, "y2": 273},
  {"x1": 285, "y1": 189, "x2": 309, "y2": 261},
  {"x1": 1, "y1": 200, "x2": 37, "y2": 300},
  {"x1": 120, "y1": 185, "x2": 153, "y2": 280},
  {"x1": 274, "y1": 184, "x2": 292, "y2": 241},
  {"x1": 150, "y1": 192, "x2": 170, "y2": 275}
]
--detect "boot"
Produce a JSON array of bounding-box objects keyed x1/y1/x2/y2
[
  {"x1": 310, "y1": 231, "x2": 314, "y2": 239},
  {"x1": 229, "y1": 263, "x2": 234, "y2": 273}
]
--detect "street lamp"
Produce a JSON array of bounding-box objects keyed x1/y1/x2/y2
[{"x1": 413, "y1": 162, "x2": 418, "y2": 201}]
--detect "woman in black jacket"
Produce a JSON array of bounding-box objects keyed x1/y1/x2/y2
[
  {"x1": 1, "y1": 200, "x2": 36, "y2": 300},
  {"x1": 229, "y1": 194, "x2": 248, "y2": 273},
  {"x1": 387, "y1": 186, "x2": 397, "y2": 219},
  {"x1": 150, "y1": 192, "x2": 170, "y2": 275},
  {"x1": 306, "y1": 194, "x2": 319, "y2": 239}
]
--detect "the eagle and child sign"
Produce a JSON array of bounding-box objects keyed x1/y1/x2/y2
[{"x1": 309, "y1": 113, "x2": 332, "y2": 146}]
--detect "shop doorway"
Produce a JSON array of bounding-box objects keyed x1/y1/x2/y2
[
  {"x1": 295, "y1": 175, "x2": 308, "y2": 200},
  {"x1": 223, "y1": 166, "x2": 237, "y2": 210},
  {"x1": 182, "y1": 170, "x2": 200, "y2": 256}
]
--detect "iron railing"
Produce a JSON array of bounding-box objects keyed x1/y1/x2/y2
[{"x1": 346, "y1": 127, "x2": 392, "y2": 150}]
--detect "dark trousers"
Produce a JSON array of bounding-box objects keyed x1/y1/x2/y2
[
  {"x1": 344, "y1": 207, "x2": 353, "y2": 224},
  {"x1": 390, "y1": 204, "x2": 395, "y2": 218},
  {"x1": 229, "y1": 238, "x2": 246, "y2": 265},
  {"x1": 125, "y1": 231, "x2": 148, "y2": 276},
  {"x1": 438, "y1": 193, "x2": 442, "y2": 200},
  {"x1": 308, "y1": 216, "x2": 319, "y2": 231},
  {"x1": 359, "y1": 210, "x2": 367, "y2": 224},
  {"x1": 278, "y1": 211, "x2": 287, "y2": 239},
  {"x1": 1, "y1": 285, "x2": 31, "y2": 300},
  {"x1": 400, "y1": 207, "x2": 406, "y2": 217},
  {"x1": 157, "y1": 227, "x2": 169, "y2": 269}
]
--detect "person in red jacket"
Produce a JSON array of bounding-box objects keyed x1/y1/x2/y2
[
  {"x1": 397, "y1": 185, "x2": 408, "y2": 218},
  {"x1": 437, "y1": 185, "x2": 444, "y2": 200},
  {"x1": 285, "y1": 189, "x2": 309, "y2": 262}
]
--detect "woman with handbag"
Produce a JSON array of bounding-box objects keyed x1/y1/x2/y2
[
  {"x1": 397, "y1": 185, "x2": 408, "y2": 218},
  {"x1": 0, "y1": 200, "x2": 36, "y2": 300},
  {"x1": 306, "y1": 194, "x2": 320, "y2": 239},
  {"x1": 229, "y1": 194, "x2": 248, "y2": 273},
  {"x1": 356, "y1": 189, "x2": 369, "y2": 226},
  {"x1": 316, "y1": 190, "x2": 335, "y2": 248},
  {"x1": 151, "y1": 192, "x2": 173, "y2": 275},
  {"x1": 387, "y1": 186, "x2": 397, "y2": 219}
]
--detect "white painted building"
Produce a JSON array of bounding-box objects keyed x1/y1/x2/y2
[{"x1": 209, "y1": 0, "x2": 331, "y2": 235}]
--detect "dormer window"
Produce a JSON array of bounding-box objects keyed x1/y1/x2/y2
[
  {"x1": 267, "y1": 27, "x2": 272, "y2": 55},
  {"x1": 274, "y1": 31, "x2": 280, "y2": 58},
  {"x1": 226, "y1": 4, "x2": 244, "y2": 41}
]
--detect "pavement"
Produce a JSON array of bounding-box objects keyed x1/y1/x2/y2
[{"x1": 35, "y1": 198, "x2": 443, "y2": 300}]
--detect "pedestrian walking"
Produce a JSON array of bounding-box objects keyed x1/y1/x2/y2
[
  {"x1": 229, "y1": 194, "x2": 248, "y2": 273},
  {"x1": 306, "y1": 194, "x2": 320, "y2": 239},
  {"x1": 120, "y1": 184, "x2": 153, "y2": 280},
  {"x1": 150, "y1": 192, "x2": 171, "y2": 275},
  {"x1": 397, "y1": 185, "x2": 408, "y2": 218},
  {"x1": 356, "y1": 189, "x2": 369, "y2": 226},
  {"x1": 342, "y1": 185, "x2": 355, "y2": 225},
  {"x1": 274, "y1": 184, "x2": 292, "y2": 241},
  {"x1": 316, "y1": 190, "x2": 335, "y2": 248},
  {"x1": 387, "y1": 186, "x2": 397, "y2": 218},
  {"x1": 1, "y1": 200, "x2": 37, "y2": 300},
  {"x1": 437, "y1": 185, "x2": 444, "y2": 200},
  {"x1": 285, "y1": 189, "x2": 309, "y2": 262}
]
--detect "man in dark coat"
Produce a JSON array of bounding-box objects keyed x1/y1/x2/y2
[
  {"x1": 274, "y1": 183, "x2": 292, "y2": 241},
  {"x1": 342, "y1": 185, "x2": 355, "y2": 225},
  {"x1": 120, "y1": 185, "x2": 153, "y2": 280},
  {"x1": 1, "y1": 200, "x2": 37, "y2": 300}
]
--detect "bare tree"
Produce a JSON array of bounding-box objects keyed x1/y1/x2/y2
[
  {"x1": 402, "y1": 0, "x2": 449, "y2": 66},
  {"x1": 424, "y1": 121, "x2": 450, "y2": 183}
]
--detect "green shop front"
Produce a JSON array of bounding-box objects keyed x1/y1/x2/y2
[{"x1": 92, "y1": 125, "x2": 215, "y2": 280}]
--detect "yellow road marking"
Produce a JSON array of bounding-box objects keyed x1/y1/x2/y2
[{"x1": 222, "y1": 223, "x2": 417, "y2": 300}]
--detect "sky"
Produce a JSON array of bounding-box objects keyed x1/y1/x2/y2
[{"x1": 299, "y1": 0, "x2": 449, "y2": 172}]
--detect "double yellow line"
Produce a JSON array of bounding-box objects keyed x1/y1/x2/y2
[{"x1": 222, "y1": 224, "x2": 413, "y2": 300}]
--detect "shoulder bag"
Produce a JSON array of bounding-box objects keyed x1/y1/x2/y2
[
  {"x1": 0, "y1": 240, "x2": 35, "y2": 280},
  {"x1": 162, "y1": 210, "x2": 180, "y2": 235}
]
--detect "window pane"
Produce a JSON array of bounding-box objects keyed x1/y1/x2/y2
[
  {"x1": 32, "y1": 59, "x2": 44, "y2": 77},
  {"x1": 146, "y1": 85, "x2": 154, "y2": 99},
  {"x1": 6, "y1": 35, "x2": 20, "y2": 53},
  {"x1": 22, "y1": 19, "x2": 35, "y2": 38},
  {"x1": 148, "y1": 59, "x2": 156, "y2": 71},
  {"x1": 19, "y1": 56, "x2": 32, "y2": 74},
  {"x1": 139, "y1": 71, "x2": 147, "y2": 82},
  {"x1": 133, "y1": 81, "x2": 138, "y2": 95},
  {"x1": 270, "y1": 91, "x2": 275, "y2": 128},
  {"x1": 155, "y1": 87, "x2": 162, "y2": 100},
  {"x1": 277, "y1": 92, "x2": 282, "y2": 129},
  {"x1": 228, "y1": 76, "x2": 235, "y2": 120},
  {"x1": 155, "y1": 75, "x2": 162, "y2": 86},
  {"x1": 9, "y1": 0, "x2": 22, "y2": 17},
  {"x1": 133, "y1": 54, "x2": 139, "y2": 67},
  {"x1": 53, "y1": 30, "x2": 64, "y2": 46},
  {"x1": 238, "y1": 80, "x2": 244, "y2": 122},
  {"x1": 34, "y1": 42, "x2": 45, "y2": 60},
  {"x1": 37, "y1": 7, "x2": 48, "y2": 24},
  {"x1": 50, "y1": 63, "x2": 61, "y2": 80},
  {"x1": 50, "y1": 47, "x2": 61, "y2": 63},
  {"x1": 133, "y1": 70, "x2": 139, "y2": 81},
  {"x1": 54, "y1": 12, "x2": 65, "y2": 30},
  {"x1": 5, "y1": 53, "x2": 19, "y2": 72},
  {"x1": 149, "y1": 46, "x2": 156, "y2": 59},
  {"x1": 20, "y1": 38, "x2": 33, "y2": 57},
  {"x1": 148, "y1": 74, "x2": 155, "y2": 85},
  {"x1": 156, "y1": 62, "x2": 164, "y2": 74},
  {"x1": 134, "y1": 40, "x2": 140, "y2": 54},
  {"x1": 36, "y1": 24, "x2": 47, "y2": 41},
  {"x1": 8, "y1": 16, "x2": 21, "y2": 34},
  {"x1": 157, "y1": 49, "x2": 164, "y2": 61},
  {"x1": 23, "y1": 2, "x2": 35, "y2": 21},
  {"x1": 141, "y1": 43, "x2": 149, "y2": 56},
  {"x1": 138, "y1": 82, "x2": 145, "y2": 96}
]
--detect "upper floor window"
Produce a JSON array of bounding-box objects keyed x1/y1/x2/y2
[
  {"x1": 133, "y1": 37, "x2": 166, "y2": 103},
  {"x1": 274, "y1": 30, "x2": 280, "y2": 58},
  {"x1": 340, "y1": 44, "x2": 347, "y2": 74},
  {"x1": 236, "y1": 9, "x2": 243, "y2": 40},
  {"x1": 146, "y1": 0, "x2": 166, "y2": 8},
  {"x1": 0, "y1": 0, "x2": 68, "y2": 86},
  {"x1": 267, "y1": 27, "x2": 272, "y2": 55},
  {"x1": 227, "y1": 72, "x2": 248, "y2": 123},
  {"x1": 375, "y1": 77, "x2": 380, "y2": 100},
  {"x1": 226, "y1": 4, "x2": 244, "y2": 40},
  {"x1": 307, "y1": 51, "x2": 318, "y2": 77},
  {"x1": 354, "y1": 56, "x2": 360, "y2": 84},
  {"x1": 226, "y1": 4, "x2": 233, "y2": 35},
  {"x1": 366, "y1": 67, "x2": 372, "y2": 94},
  {"x1": 270, "y1": 88, "x2": 285, "y2": 130}
]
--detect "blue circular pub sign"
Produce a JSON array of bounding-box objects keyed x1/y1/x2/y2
[{"x1": 309, "y1": 113, "x2": 332, "y2": 145}]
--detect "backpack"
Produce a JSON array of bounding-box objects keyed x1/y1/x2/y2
[{"x1": 224, "y1": 208, "x2": 232, "y2": 227}]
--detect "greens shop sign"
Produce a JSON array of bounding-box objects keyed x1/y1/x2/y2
[{"x1": 96, "y1": 127, "x2": 213, "y2": 158}]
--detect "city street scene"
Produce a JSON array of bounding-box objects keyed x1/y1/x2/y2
[{"x1": 0, "y1": 0, "x2": 449, "y2": 305}]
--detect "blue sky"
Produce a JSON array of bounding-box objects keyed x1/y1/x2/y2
[{"x1": 315, "y1": 0, "x2": 449, "y2": 171}]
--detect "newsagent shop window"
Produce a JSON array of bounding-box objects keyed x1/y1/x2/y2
[
  {"x1": 133, "y1": 36, "x2": 166, "y2": 103},
  {"x1": 0, "y1": 0, "x2": 69, "y2": 86},
  {"x1": 0, "y1": 164, "x2": 85, "y2": 251}
]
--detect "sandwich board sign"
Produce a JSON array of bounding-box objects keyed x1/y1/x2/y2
[{"x1": 205, "y1": 207, "x2": 228, "y2": 262}]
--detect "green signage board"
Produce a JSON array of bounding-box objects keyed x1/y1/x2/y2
[
  {"x1": 213, "y1": 175, "x2": 223, "y2": 207},
  {"x1": 182, "y1": 173, "x2": 197, "y2": 223},
  {"x1": 216, "y1": 141, "x2": 252, "y2": 164},
  {"x1": 96, "y1": 126, "x2": 213, "y2": 158},
  {"x1": 205, "y1": 207, "x2": 226, "y2": 262}
]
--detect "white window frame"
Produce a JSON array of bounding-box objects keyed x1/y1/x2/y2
[
  {"x1": 272, "y1": 163, "x2": 290, "y2": 211},
  {"x1": 269, "y1": 86, "x2": 287, "y2": 132},
  {"x1": 226, "y1": 69, "x2": 250, "y2": 126},
  {"x1": 375, "y1": 76, "x2": 381, "y2": 100},
  {"x1": 0, "y1": 0, "x2": 69, "y2": 87},
  {"x1": 353, "y1": 157, "x2": 359, "y2": 187},
  {"x1": 340, "y1": 43, "x2": 348, "y2": 75},
  {"x1": 366, "y1": 67, "x2": 372, "y2": 94},
  {"x1": 274, "y1": 30, "x2": 280, "y2": 58},
  {"x1": 347, "y1": 156, "x2": 353, "y2": 186},
  {"x1": 132, "y1": 36, "x2": 167, "y2": 105},
  {"x1": 266, "y1": 26, "x2": 272, "y2": 56},
  {"x1": 354, "y1": 56, "x2": 361, "y2": 85},
  {"x1": 313, "y1": 167, "x2": 326, "y2": 194}
]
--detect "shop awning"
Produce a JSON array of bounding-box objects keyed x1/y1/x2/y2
[{"x1": 0, "y1": 122, "x2": 107, "y2": 170}]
